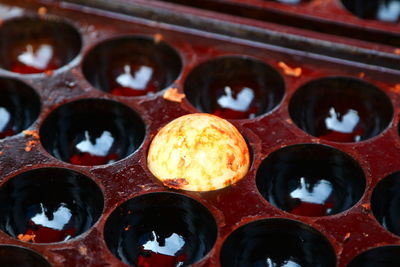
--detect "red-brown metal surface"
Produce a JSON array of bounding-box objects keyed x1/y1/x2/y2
[{"x1": 0, "y1": 0, "x2": 398, "y2": 266}]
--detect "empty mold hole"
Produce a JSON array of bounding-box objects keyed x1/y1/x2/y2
[
  {"x1": 40, "y1": 98, "x2": 145, "y2": 166},
  {"x1": 0, "y1": 245, "x2": 51, "y2": 267},
  {"x1": 256, "y1": 144, "x2": 365, "y2": 217},
  {"x1": 0, "y1": 167, "x2": 103, "y2": 243},
  {"x1": 341, "y1": 0, "x2": 400, "y2": 23},
  {"x1": 0, "y1": 78, "x2": 40, "y2": 139},
  {"x1": 0, "y1": 17, "x2": 81, "y2": 74},
  {"x1": 220, "y1": 218, "x2": 336, "y2": 267},
  {"x1": 82, "y1": 36, "x2": 182, "y2": 97},
  {"x1": 289, "y1": 77, "x2": 393, "y2": 143},
  {"x1": 347, "y1": 246, "x2": 400, "y2": 267},
  {"x1": 104, "y1": 192, "x2": 217, "y2": 267},
  {"x1": 184, "y1": 56, "x2": 285, "y2": 120},
  {"x1": 371, "y1": 171, "x2": 400, "y2": 236}
]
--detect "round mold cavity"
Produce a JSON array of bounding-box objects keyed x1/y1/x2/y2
[
  {"x1": 347, "y1": 245, "x2": 400, "y2": 267},
  {"x1": 220, "y1": 218, "x2": 336, "y2": 267},
  {"x1": 0, "y1": 16, "x2": 81, "y2": 74},
  {"x1": 0, "y1": 245, "x2": 51, "y2": 266},
  {"x1": 104, "y1": 192, "x2": 217, "y2": 267},
  {"x1": 0, "y1": 77, "x2": 40, "y2": 139},
  {"x1": 289, "y1": 77, "x2": 393, "y2": 143},
  {"x1": 82, "y1": 36, "x2": 182, "y2": 97},
  {"x1": 341, "y1": 0, "x2": 400, "y2": 23},
  {"x1": 256, "y1": 144, "x2": 366, "y2": 217},
  {"x1": 184, "y1": 56, "x2": 285, "y2": 120},
  {"x1": 0, "y1": 167, "x2": 104, "y2": 244},
  {"x1": 40, "y1": 98, "x2": 145, "y2": 166},
  {"x1": 371, "y1": 171, "x2": 400, "y2": 237}
]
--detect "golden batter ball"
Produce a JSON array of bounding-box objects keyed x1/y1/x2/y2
[{"x1": 147, "y1": 113, "x2": 250, "y2": 191}]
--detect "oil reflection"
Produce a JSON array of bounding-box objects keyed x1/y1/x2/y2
[{"x1": 289, "y1": 177, "x2": 334, "y2": 216}]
